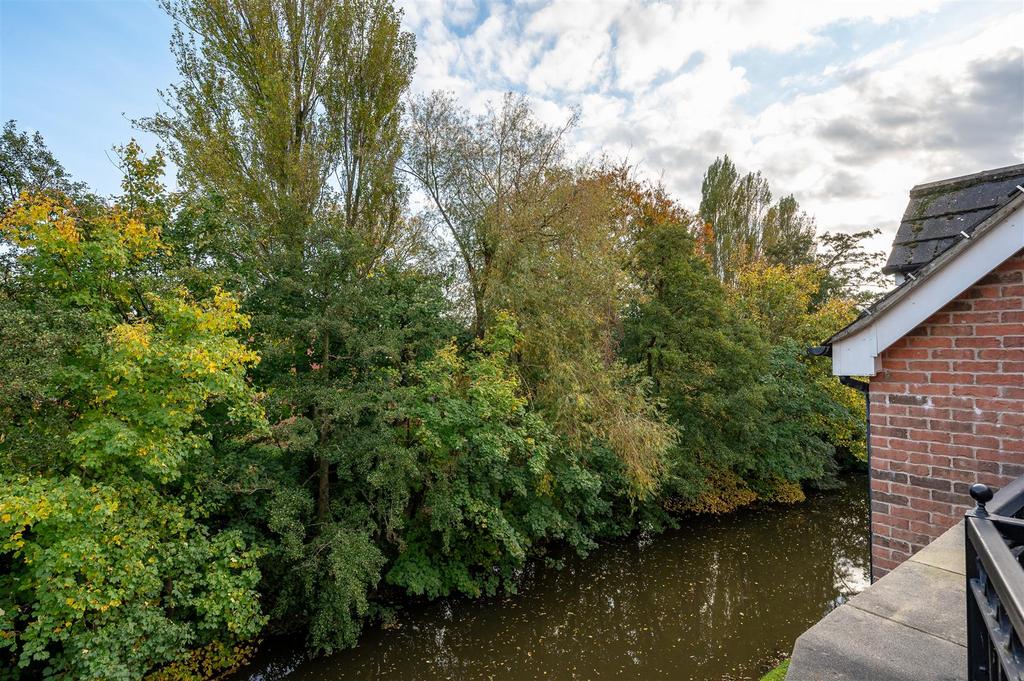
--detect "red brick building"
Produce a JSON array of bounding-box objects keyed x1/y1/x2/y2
[{"x1": 824, "y1": 164, "x2": 1024, "y2": 579}]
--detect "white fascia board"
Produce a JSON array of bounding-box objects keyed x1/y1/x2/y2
[{"x1": 832, "y1": 205, "x2": 1024, "y2": 377}]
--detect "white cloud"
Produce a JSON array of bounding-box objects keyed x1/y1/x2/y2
[
  {"x1": 527, "y1": 28, "x2": 612, "y2": 93},
  {"x1": 401, "y1": 0, "x2": 1023, "y2": 258},
  {"x1": 747, "y1": 14, "x2": 1023, "y2": 253},
  {"x1": 526, "y1": 0, "x2": 622, "y2": 36}
]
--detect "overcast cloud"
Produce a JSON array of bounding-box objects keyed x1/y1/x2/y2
[
  {"x1": 1, "y1": 0, "x2": 1020, "y2": 256},
  {"x1": 399, "y1": 0, "x2": 1024, "y2": 253}
]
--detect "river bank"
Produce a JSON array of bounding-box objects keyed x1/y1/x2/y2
[{"x1": 233, "y1": 476, "x2": 868, "y2": 681}]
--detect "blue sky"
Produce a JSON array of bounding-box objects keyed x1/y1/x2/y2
[
  {"x1": 1, "y1": 1, "x2": 174, "y2": 193},
  {"x1": 2, "y1": 0, "x2": 1022, "y2": 251}
]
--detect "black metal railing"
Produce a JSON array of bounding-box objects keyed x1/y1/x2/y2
[{"x1": 966, "y1": 478, "x2": 1024, "y2": 681}]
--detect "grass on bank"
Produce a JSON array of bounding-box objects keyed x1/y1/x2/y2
[{"x1": 760, "y1": 658, "x2": 789, "y2": 680}]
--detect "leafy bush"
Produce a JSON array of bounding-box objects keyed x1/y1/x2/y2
[
  {"x1": 0, "y1": 146, "x2": 265, "y2": 679},
  {"x1": 387, "y1": 314, "x2": 620, "y2": 598}
]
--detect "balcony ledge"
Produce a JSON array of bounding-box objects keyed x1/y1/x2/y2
[{"x1": 786, "y1": 522, "x2": 966, "y2": 681}]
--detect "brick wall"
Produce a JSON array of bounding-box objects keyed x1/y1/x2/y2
[{"x1": 868, "y1": 250, "x2": 1024, "y2": 579}]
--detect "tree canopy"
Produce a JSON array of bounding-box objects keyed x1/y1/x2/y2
[{"x1": 0, "y1": 2, "x2": 881, "y2": 676}]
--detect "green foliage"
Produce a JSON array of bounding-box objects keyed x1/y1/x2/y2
[
  {"x1": 142, "y1": 0, "x2": 429, "y2": 656},
  {"x1": 387, "y1": 314, "x2": 614, "y2": 599},
  {"x1": 0, "y1": 120, "x2": 84, "y2": 212},
  {"x1": 761, "y1": 659, "x2": 790, "y2": 681},
  {"x1": 0, "y1": 12, "x2": 882, "y2": 674},
  {"x1": 0, "y1": 477, "x2": 263, "y2": 680},
  {"x1": 207, "y1": 264, "x2": 457, "y2": 654},
  {"x1": 145, "y1": 0, "x2": 416, "y2": 266},
  {"x1": 733, "y1": 262, "x2": 866, "y2": 465},
  {"x1": 0, "y1": 143, "x2": 266, "y2": 679},
  {"x1": 406, "y1": 94, "x2": 673, "y2": 495},
  {"x1": 622, "y1": 176, "x2": 863, "y2": 512},
  {"x1": 71, "y1": 288, "x2": 261, "y2": 483},
  {"x1": 621, "y1": 180, "x2": 765, "y2": 500},
  {"x1": 698, "y1": 155, "x2": 816, "y2": 283}
]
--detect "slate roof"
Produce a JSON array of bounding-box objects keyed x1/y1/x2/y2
[
  {"x1": 822, "y1": 181, "x2": 1024, "y2": 347},
  {"x1": 883, "y1": 163, "x2": 1024, "y2": 275}
]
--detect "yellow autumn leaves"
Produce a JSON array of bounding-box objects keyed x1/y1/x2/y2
[
  {"x1": 1, "y1": 194, "x2": 80, "y2": 256},
  {"x1": 0, "y1": 191, "x2": 162, "y2": 263}
]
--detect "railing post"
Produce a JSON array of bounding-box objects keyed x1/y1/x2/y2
[
  {"x1": 964, "y1": 478, "x2": 1024, "y2": 681},
  {"x1": 966, "y1": 483, "x2": 993, "y2": 681},
  {"x1": 971, "y1": 483, "x2": 993, "y2": 518}
]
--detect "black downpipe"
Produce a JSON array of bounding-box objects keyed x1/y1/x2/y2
[
  {"x1": 839, "y1": 376, "x2": 873, "y2": 583},
  {"x1": 865, "y1": 384, "x2": 873, "y2": 584}
]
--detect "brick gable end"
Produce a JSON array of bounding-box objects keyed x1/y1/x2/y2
[{"x1": 869, "y1": 250, "x2": 1024, "y2": 578}]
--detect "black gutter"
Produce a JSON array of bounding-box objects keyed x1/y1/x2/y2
[{"x1": 808, "y1": 345, "x2": 831, "y2": 357}]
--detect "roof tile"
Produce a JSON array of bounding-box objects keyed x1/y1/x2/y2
[{"x1": 883, "y1": 164, "x2": 1024, "y2": 274}]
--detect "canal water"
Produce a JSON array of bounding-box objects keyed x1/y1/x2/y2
[{"x1": 238, "y1": 477, "x2": 868, "y2": 681}]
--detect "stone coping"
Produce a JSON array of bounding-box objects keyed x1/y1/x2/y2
[{"x1": 786, "y1": 522, "x2": 965, "y2": 681}]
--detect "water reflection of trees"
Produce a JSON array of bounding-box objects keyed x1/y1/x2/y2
[{"x1": 242, "y1": 479, "x2": 868, "y2": 681}]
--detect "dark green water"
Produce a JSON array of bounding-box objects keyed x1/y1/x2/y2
[{"x1": 238, "y1": 478, "x2": 868, "y2": 681}]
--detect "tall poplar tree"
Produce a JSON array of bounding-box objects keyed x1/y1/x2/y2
[
  {"x1": 698, "y1": 155, "x2": 816, "y2": 282},
  {"x1": 144, "y1": 0, "x2": 431, "y2": 651}
]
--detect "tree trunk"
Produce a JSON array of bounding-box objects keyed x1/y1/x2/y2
[
  {"x1": 317, "y1": 454, "x2": 330, "y2": 522},
  {"x1": 316, "y1": 329, "x2": 332, "y2": 522}
]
